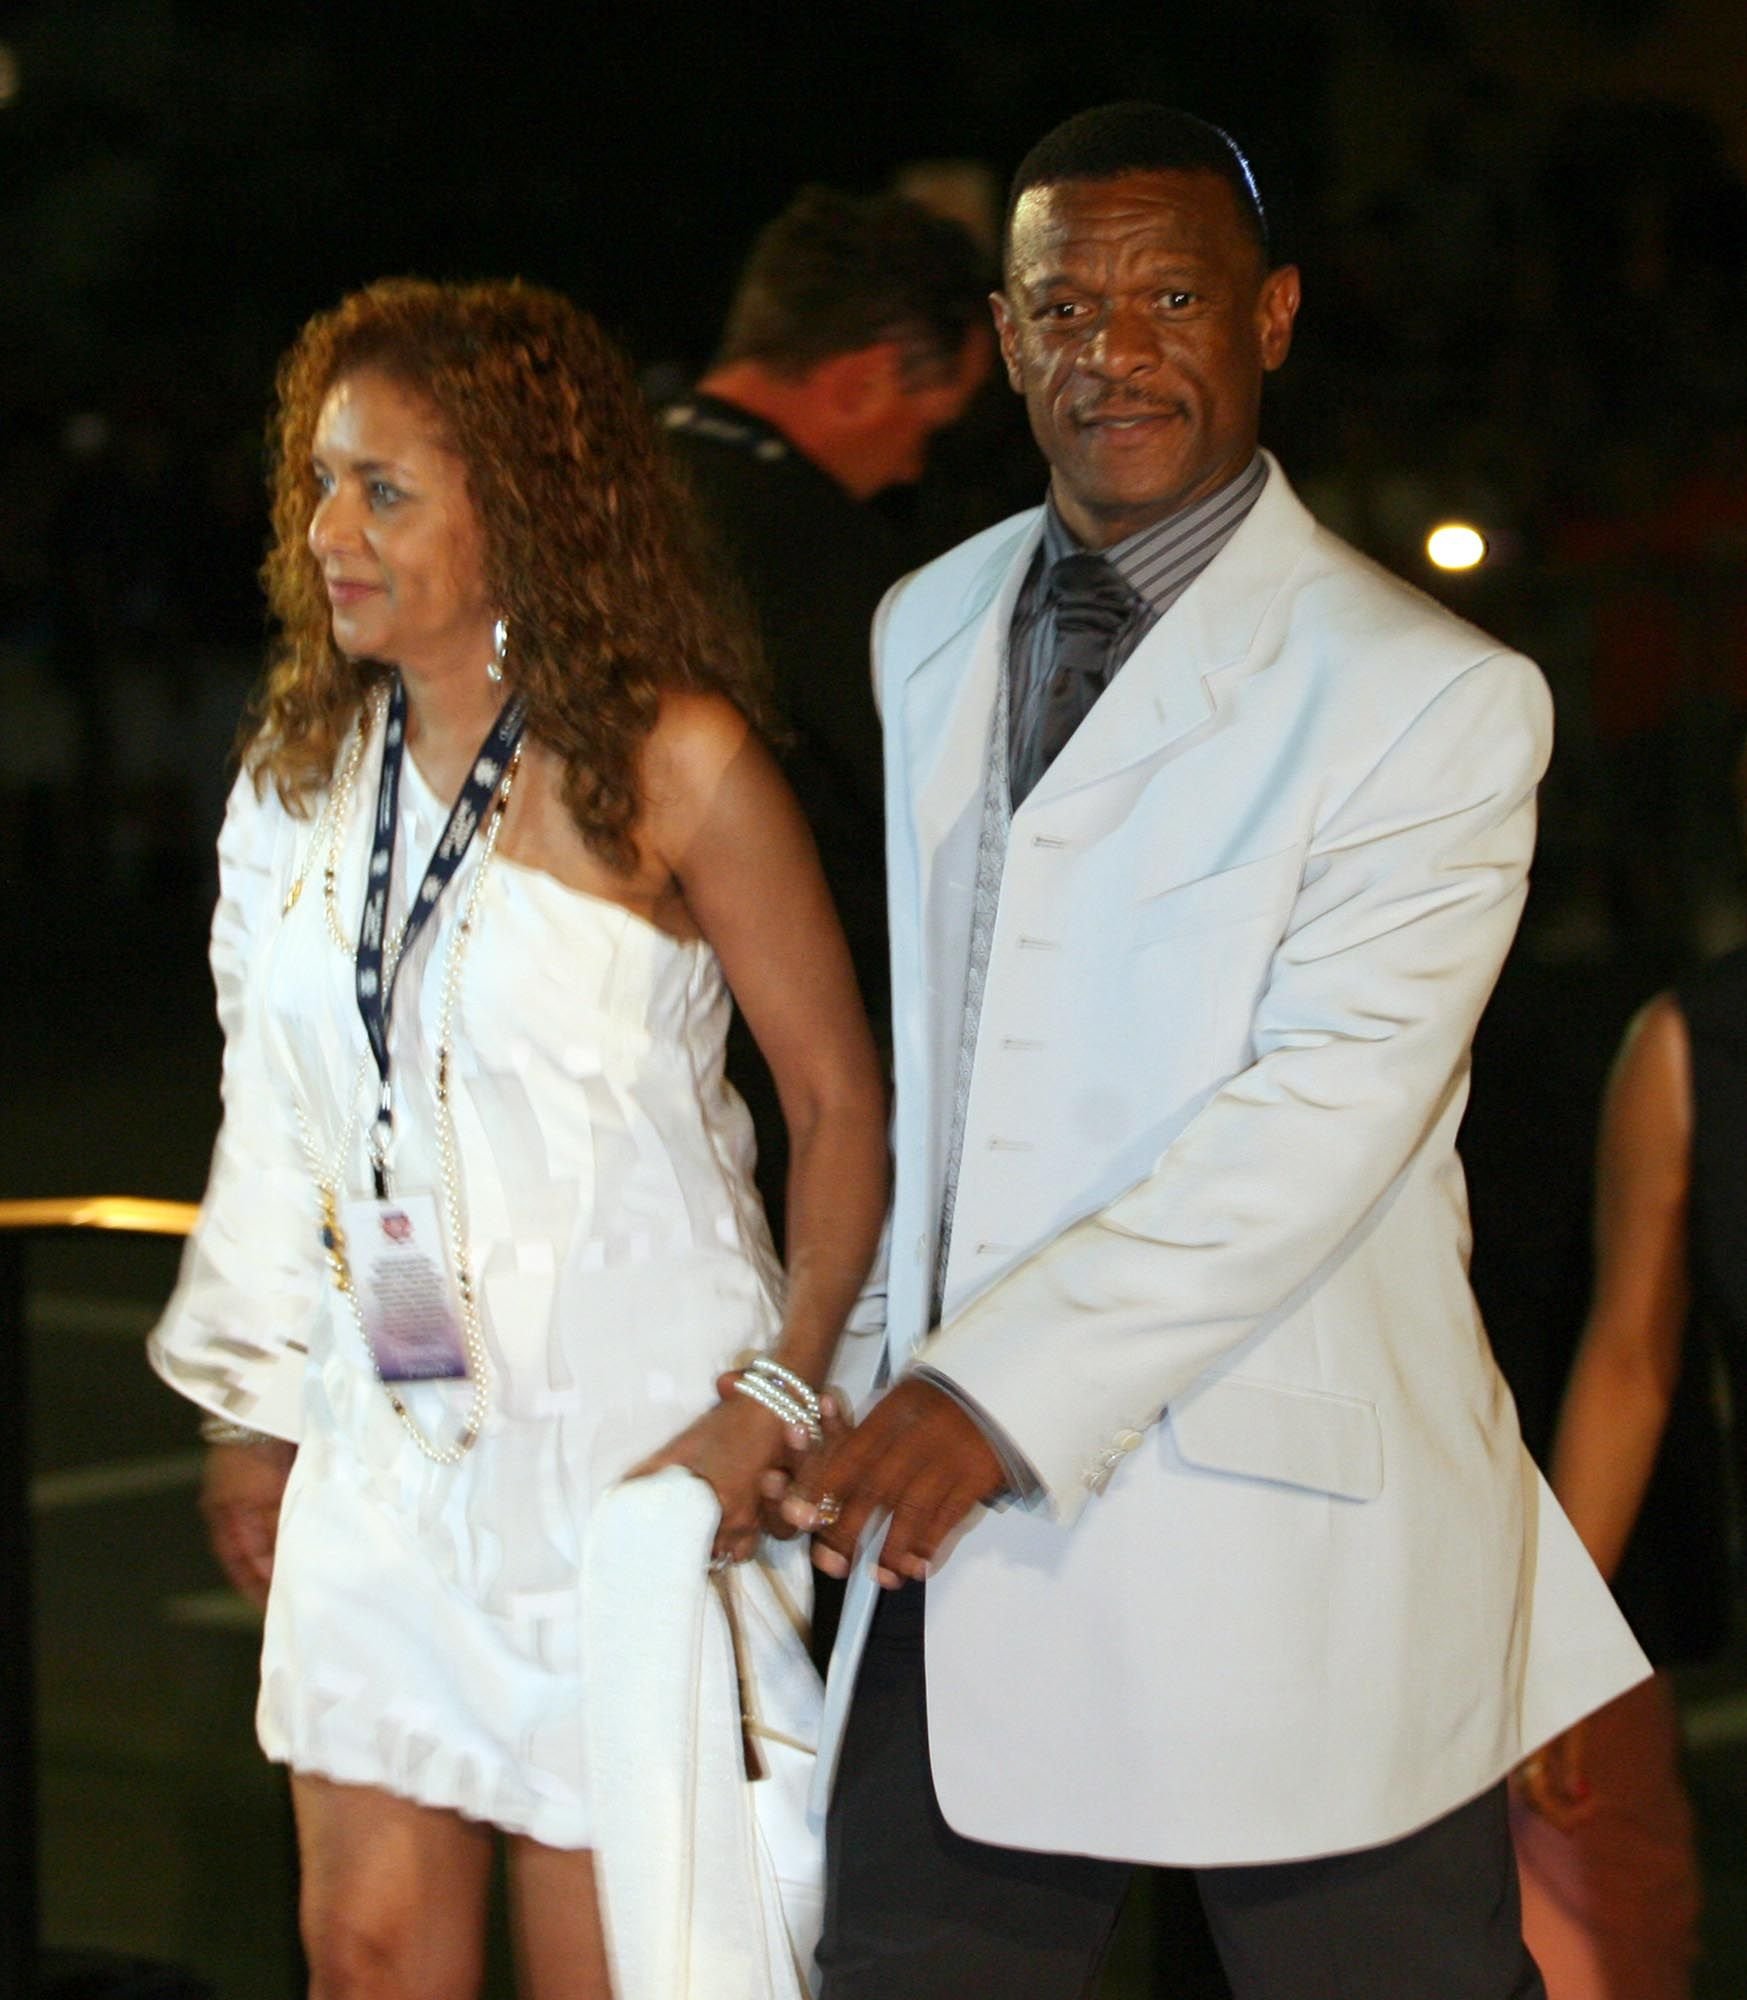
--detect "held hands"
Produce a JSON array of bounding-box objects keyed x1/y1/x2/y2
[
  {"x1": 629, "y1": 1375, "x2": 851, "y2": 1568},
  {"x1": 200, "y1": 1438, "x2": 297, "y2": 1609},
  {"x1": 782, "y1": 1377, "x2": 1006, "y2": 1588},
  {"x1": 1512, "y1": 1720, "x2": 1594, "y2": 1832}
]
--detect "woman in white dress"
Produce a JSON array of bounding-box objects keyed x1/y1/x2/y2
[{"x1": 150, "y1": 278, "x2": 888, "y2": 1998}]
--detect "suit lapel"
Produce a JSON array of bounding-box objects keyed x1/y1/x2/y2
[
  {"x1": 901, "y1": 517, "x2": 1041, "y2": 865},
  {"x1": 893, "y1": 516, "x2": 1041, "y2": 1266},
  {"x1": 1022, "y1": 453, "x2": 1319, "y2": 815}
]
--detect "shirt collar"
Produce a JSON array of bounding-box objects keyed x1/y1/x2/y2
[{"x1": 1038, "y1": 452, "x2": 1269, "y2": 618}]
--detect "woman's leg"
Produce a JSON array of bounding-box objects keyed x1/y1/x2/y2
[
  {"x1": 291, "y1": 1773, "x2": 494, "y2": 2000},
  {"x1": 506, "y1": 1838, "x2": 615, "y2": 2000}
]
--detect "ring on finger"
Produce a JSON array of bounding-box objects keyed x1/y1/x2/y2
[{"x1": 813, "y1": 1491, "x2": 843, "y2": 1529}]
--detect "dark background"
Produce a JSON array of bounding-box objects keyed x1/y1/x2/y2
[
  {"x1": 8, "y1": 0, "x2": 1747, "y2": 950},
  {"x1": 11, "y1": 0, "x2": 1747, "y2": 1419},
  {"x1": 4, "y1": 2, "x2": 1746, "y2": 1992}
]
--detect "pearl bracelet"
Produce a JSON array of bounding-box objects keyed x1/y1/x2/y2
[
  {"x1": 744, "y1": 1356, "x2": 823, "y2": 1429},
  {"x1": 731, "y1": 1369, "x2": 824, "y2": 1447}
]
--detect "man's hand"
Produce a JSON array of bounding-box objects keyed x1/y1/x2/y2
[
  {"x1": 783, "y1": 1377, "x2": 1006, "y2": 1587},
  {"x1": 200, "y1": 1438, "x2": 296, "y2": 1610},
  {"x1": 734, "y1": 1379, "x2": 854, "y2": 1542}
]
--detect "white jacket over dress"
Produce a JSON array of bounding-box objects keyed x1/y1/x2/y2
[{"x1": 819, "y1": 455, "x2": 1647, "y2": 1868}]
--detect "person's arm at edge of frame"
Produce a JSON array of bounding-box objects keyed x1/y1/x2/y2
[{"x1": 1516, "y1": 995, "x2": 1691, "y2": 1830}]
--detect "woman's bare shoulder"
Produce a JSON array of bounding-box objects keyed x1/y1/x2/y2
[
  {"x1": 646, "y1": 687, "x2": 755, "y2": 775},
  {"x1": 640, "y1": 689, "x2": 766, "y2": 820}
]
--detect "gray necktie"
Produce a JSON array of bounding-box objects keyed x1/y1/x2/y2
[{"x1": 1015, "y1": 551, "x2": 1136, "y2": 805}]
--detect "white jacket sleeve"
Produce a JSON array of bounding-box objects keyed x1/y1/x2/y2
[
  {"x1": 147, "y1": 768, "x2": 323, "y2": 1440},
  {"x1": 920, "y1": 650, "x2": 1551, "y2": 1520}
]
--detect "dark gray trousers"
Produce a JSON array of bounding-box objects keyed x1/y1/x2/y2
[{"x1": 817, "y1": 1583, "x2": 1545, "y2": 2000}]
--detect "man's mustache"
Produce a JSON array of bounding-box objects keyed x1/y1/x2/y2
[{"x1": 1069, "y1": 397, "x2": 1184, "y2": 424}]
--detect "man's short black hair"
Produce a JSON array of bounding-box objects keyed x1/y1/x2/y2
[
  {"x1": 718, "y1": 186, "x2": 989, "y2": 383},
  {"x1": 1004, "y1": 103, "x2": 1272, "y2": 270}
]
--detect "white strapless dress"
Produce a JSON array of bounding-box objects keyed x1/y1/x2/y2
[{"x1": 150, "y1": 714, "x2": 790, "y2": 1847}]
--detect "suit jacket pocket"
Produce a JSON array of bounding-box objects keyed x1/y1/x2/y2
[
  {"x1": 1168, "y1": 1375, "x2": 1384, "y2": 1501},
  {"x1": 1131, "y1": 842, "x2": 1301, "y2": 947}
]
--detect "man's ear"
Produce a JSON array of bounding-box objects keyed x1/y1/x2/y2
[
  {"x1": 1258, "y1": 265, "x2": 1301, "y2": 374},
  {"x1": 990, "y1": 292, "x2": 1023, "y2": 395},
  {"x1": 814, "y1": 341, "x2": 906, "y2": 419}
]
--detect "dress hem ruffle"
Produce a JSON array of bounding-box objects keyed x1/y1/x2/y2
[{"x1": 260, "y1": 1731, "x2": 596, "y2": 1852}]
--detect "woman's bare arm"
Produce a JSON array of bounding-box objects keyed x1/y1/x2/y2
[
  {"x1": 1549, "y1": 993, "x2": 1692, "y2": 1581},
  {"x1": 630, "y1": 693, "x2": 889, "y2": 1557}
]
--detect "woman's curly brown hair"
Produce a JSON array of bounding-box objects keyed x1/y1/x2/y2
[{"x1": 250, "y1": 276, "x2": 768, "y2": 870}]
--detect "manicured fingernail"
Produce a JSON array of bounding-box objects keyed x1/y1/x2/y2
[
  {"x1": 814, "y1": 1548, "x2": 849, "y2": 1578},
  {"x1": 875, "y1": 1566, "x2": 900, "y2": 1588}
]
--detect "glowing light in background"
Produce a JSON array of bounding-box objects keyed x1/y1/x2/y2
[
  {"x1": 0, "y1": 46, "x2": 18, "y2": 109},
  {"x1": 1425, "y1": 522, "x2": 1488, "y2": 571}
]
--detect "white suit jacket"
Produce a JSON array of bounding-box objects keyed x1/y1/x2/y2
[{"x1": 819, "y1": 455, "x2": 1646, "y2": 1868}]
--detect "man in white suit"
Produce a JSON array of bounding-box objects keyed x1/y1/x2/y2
[{"x1": 784, "y1": 104, "x2": 1648, "y2": 1997}]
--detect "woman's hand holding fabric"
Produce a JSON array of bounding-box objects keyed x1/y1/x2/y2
[
  {"x1": 632, "y1": 1379, "x2": 855, "y2": 1564},
  {"x1": 200, "y1": 1438, "x2": 296, "y2": 1609},
  {"x1": 633, "y1": 1393, "x2": 798, "y2": 1566}
]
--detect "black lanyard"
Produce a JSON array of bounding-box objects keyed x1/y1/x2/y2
[
  {"x1": 660, "y1": 396, "x2": 792, "y2": 463},
  {"x1": 356, "y1": 674, "x2": 528, "y2": 1193}
]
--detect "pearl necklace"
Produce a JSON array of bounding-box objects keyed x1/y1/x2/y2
[
  {"x1": 288, "y1": 691, "x2": 522, "y2": 1465},
  {"x1": 281, "y1": 688, "x2": 381, "y2": 937}
]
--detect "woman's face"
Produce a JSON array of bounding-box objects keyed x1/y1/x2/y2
[{"x1": 307, "y1": 368, "x2": 493, "y2": 678}]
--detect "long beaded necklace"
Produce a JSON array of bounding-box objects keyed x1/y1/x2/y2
[
  {"x1": 286, "y1": 686, "x2": 523, "y2": 1465},
  {"x1": 281, "y1": 687, "x2": 382, "y2": 933}
]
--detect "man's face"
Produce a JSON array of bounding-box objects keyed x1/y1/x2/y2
[{"x1": 993, "y1": 170, "x2": 1299, "y2": 547}]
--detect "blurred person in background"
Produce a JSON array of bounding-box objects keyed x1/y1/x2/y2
[
  {"x1": 149, "y1": 276, "x2": 887, "y2": 1998},
  {"x1": 1511, "y1": 757, "x2": 1747, "y2": 1997},
  {"x1": 892, "y1": 157, "x2": 1064, "y2": 558},
  {"x1": 662, "y1": 186, "x2": 990, "y2": 1243}
]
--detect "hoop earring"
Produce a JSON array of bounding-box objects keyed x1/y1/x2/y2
[{"x1": 487, "y1": 616, "x2": 508, "y2": 685}]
